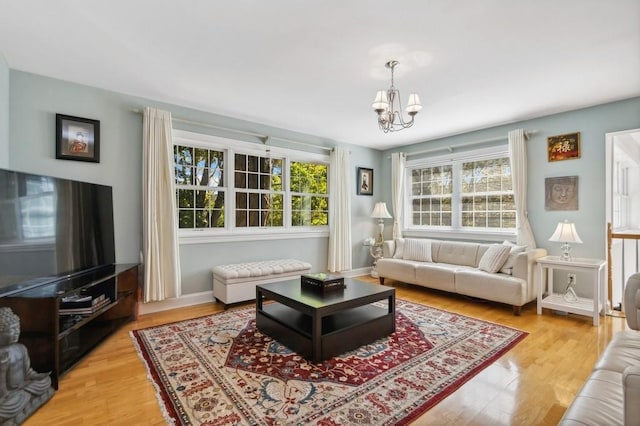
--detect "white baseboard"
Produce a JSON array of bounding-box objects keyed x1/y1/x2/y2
[
  {"x1": 139, "y1": 290, "x2": 215, "y2": 315},
  {"x1": 138, "y1": 268, "x2": 373, "y2": 315}
]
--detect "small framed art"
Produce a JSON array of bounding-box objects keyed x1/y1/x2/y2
[
  {"x1": 547, "y1": 132, "x2": 580, "y2": 162},
  {"x1": 545, "y1": 175, "x2": 578, "y2": 211},
  {"x1": 357, "y1": 167, "x2": 373, "y2": 196},
  {"x1": 56, "y1": 114, "x2": 100, "y2": 163}
]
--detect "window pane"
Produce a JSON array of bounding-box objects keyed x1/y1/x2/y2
[
  {"x1": 248, "y1": 173, "x2": 258, "y2": 189},
  {"x1": 178, "y1": 189, "x2": 193, "y2": 208},
  {"x1": 195, "y1": 210, "x2": 209, "y2": 228},
  {"x1": 235, "y1": 154, "x2": 246, "y2": 171},
  {"x1": 178, "y1": 210, "x2": 194, "y2": 228},
  {"x1": 235, "y1": 171, "x2": 247, "y2": 189},
  {"x1": 248, "y1": 155, "x2": 258, "y2": 172}
]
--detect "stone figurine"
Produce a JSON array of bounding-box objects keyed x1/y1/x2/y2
[{"x1": 0, "y1": 307, "x2": 54, "y2": 425}]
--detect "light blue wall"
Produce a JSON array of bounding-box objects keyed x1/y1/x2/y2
[
  {"x1": 0, "y1": 52, "x2": 8, "y2": 168},
  {"x1": 8, "y1": 71, "x2": 380, "y2": 295},
  {"x1": 381, "y1": 97, "x2": 640, "y2": 264}
]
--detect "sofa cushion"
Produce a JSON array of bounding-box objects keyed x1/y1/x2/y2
[
  {"x1": 558, "y1": 369, "x2": 624, "y2": 426},
  {"x1": 376, "y1": 258, "x2": 418, "y2": 283},
  {"x1": 403, "y1": 238, "x2": 432, "y2": 262},
  {"x1": 594, "y1": 330, "x2": 640, "y2": 374},
  {"x1": 478, "y1": 244, "x2": 512, "y2": 273},
  {"x1": 414, "y1": 263, "x2": 459, "y2": 292},
  {"x1": 434, "y1": 241, "x2": 479, "y2": 267},
  {"x1": 500, "y1": 242, "x2": 527, "y2": 275},
  {"x1": 455, "y1": 269, "x2": 527, "y2": 306}
]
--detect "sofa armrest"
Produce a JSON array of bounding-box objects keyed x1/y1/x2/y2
[
  {"x1": 624, "y1": 364, "x2": 640, "y2": 425},
  {"x1": 382, "y1": 240, "x2": 395, "y2": 258},
  {"x1": 512, "y1": 248, "x2": 547, "y2": 302},
  {"x1": 624, "y1": 273, "x2": 640, "y2": 331}
]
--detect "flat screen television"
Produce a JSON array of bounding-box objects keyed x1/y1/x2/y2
[{"x1": 0, "y1": 168, "x2": 115, "y2": 296}]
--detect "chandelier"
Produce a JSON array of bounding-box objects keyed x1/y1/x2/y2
[{"x1": 371, "y1": 60, "x2": 422, "y2": 133}]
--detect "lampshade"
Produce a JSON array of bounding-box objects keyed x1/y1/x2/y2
[
  {"x1": 371, "y1": 202, "x2": 392, "y2": 219},
  {"x1": 406, "y1": 93, "x2": 422, "y2": 114},
  {"x1": 371, "y1": 90, "x2": 390, "y2": 112},
  {"x1": 548, "y1": 221, "x2": 583, "y2": 243}
]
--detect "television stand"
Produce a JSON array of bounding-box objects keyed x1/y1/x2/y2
[{"x1": 0, "y1": 264, "x2": 139, "y2": 389}]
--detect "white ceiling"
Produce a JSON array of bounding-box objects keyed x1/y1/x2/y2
[{"x1": 1, "y1": 0, "x2": 639, "y2": 150}]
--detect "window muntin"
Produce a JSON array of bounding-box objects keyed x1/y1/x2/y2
[
  {"x1": 175, "y1": 145, "x2": 225, "y2": 229},
  {"x1": 460, "y1": 158, "x2": 514, "y2": 229},
  {"x1": 410, "y1": 165, "x2": 452, "y2": 227},
  {"x1": 234, "y1": 154, "x2": 284, "y2": 228},
  {"x1": 290, "y1": 161, "x2": 328, "y2": 226},
  {"x1": 408, "y1": 152, "x2": 515, "y2": 232},
  {"x1": 173, "y1": 132, "x2": 330, "y2": 237}
]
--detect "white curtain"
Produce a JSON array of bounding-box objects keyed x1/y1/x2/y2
[
  {"x1": 142, "y1": 107, "x2": 181, "y2": 302},
  {"x1": 328, "y1": 147, "x2": 352, "y2": 272},
  {"x1": 508, "y1": 128, "x2": 537, "y2": 249},
  {"x1": 391, "y1": 152, "x2": 405, "y2": 239}
]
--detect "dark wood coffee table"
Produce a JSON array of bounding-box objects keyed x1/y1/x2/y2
[{"x1": 255, "y1": 278, "x2": 395, "y2": 363}]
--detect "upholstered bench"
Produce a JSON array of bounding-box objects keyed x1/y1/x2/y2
[{"x1": 212, "y1": 259, "x2": 312, "y2": 308}]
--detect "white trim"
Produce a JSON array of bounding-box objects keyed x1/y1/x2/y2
[
  {"x1": 406, "y1": 145, "x2": 509, "y2": 167},
  {"x1": 174, "y1": 129, "x2": 330, "y2": 162},
  {"x1": 139, "y1": 290, "x2": 215, "y2": 315},
  {"x1": 179, "y1": 229, "x2": 329, "y2": 245},
  {"x1": 139, "y1": 270, "x2": 372, "y2": 314},
  {"x1": 403, "y1": 228, "x2": 516, "y2": 242}
]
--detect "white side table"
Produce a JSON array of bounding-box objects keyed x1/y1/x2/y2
[{"x1": 536, "y1": 256, "x2": 607, "y2": 326}]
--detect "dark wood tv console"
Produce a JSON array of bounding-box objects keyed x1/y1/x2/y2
[{"x1": 0, "y1": 263, "x2": 140, "y2": 389}]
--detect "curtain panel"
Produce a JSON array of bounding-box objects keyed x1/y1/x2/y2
[
  {"x1": 142, "y1": 107, "x2": 181, "y2": 302},
  {"x1": 391, "y1": 152, "x2": 405, "y2": 239},
  {"x1": 508, "y1": 128, "x2": 537, "y2": 249},
  {"x1": 327, "y1": 147, "x2": 352, "y2": 272}
]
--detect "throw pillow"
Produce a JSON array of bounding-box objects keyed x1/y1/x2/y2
[
  {"x1": 403, "y1": 238, "x2": 432, "y2": 262},
  {"x1": 478, "y1": 244, "x2": 512, "y2": 273},
  {"x1": 393, "y1": 238, "x2": 405, "y2": 259},
  {"x1": 500, "y1": 242, "x2": 527, "y2": 275}
]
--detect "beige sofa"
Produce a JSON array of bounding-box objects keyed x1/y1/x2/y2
[
  {"x1": 376, "y1": 238, "x2": 546, "y2": 314},
  {"x1": 559, "y1": 272, "x2": 640, "y2": 426}
]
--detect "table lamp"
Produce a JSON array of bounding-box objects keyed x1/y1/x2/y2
[
  {"x1": 548, "y1": 220, "x2": 583, "y2": 261},
  {"x1": 371, "y1": 202, "x2": 392, "y2": 245}
]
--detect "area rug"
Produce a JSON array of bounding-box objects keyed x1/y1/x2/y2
[{"x1": 131, "y1": 299, "x2": 527, "y2": 425}]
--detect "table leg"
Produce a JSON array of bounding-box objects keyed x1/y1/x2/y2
[
  {"x1": 312, "y1": 311, "x2": 321, "y2": 363},
  {"x1": 537, "y1": 263, "x2": 544, "y2": 315},
  {"x1": 593, "y1": 268, "x2": 599, "y2": 326}
]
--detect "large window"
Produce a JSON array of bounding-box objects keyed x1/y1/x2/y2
[
  {"x1": 173, "y1": 131, "x2": 329, "y2": 239},
  {"x1": 407, "y1": 150, "x2": 515, "y2": 233}
]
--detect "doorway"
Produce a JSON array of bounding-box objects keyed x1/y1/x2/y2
[{"x1": 605, "y1": 128, "x2": 640, "y2": 312}]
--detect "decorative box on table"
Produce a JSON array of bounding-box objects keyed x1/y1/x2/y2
[{"x1": 301, "y1": 273, "x2": 345, "y2": 294}]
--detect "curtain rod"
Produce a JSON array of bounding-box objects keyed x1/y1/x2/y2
[
  {"x1": 131, "y1": 109, "x2": 332, "y2": 152},
  {"x1": 390, "y1": 130, "x2": 538, "y2": 158}
]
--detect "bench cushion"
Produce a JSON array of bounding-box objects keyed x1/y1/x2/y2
[{"x1": 213, "y1": 259, "x2": 312, "y2": 283}]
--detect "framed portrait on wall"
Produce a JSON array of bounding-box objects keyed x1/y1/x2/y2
[
  {"x1": 56, "y1": 114, "x2": 100, "y2": 163},
  {"x1": 357, "y1": 167, "x2": 373, "y2": 196}
]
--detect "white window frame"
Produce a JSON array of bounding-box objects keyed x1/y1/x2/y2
[
  {"x1": 174, "y1": 130, "x2": 330, "y2": 244},
  {"x1": 403, "y1": 145, "x2": 516, "y2": 242}
]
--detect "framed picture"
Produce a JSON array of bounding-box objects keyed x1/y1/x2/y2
[
  {"x1": 545, "y1": 176, "x2": 578, "y2": 211},
  {"x1": 357, "y1": 167, "x2": 373, "y2": 196},
  {"x1": 547, "y1": 132, "x2": 580, "y2": 162},
  {"x1": 56, "y1": 114, "x2": 100, "y2": 163}
]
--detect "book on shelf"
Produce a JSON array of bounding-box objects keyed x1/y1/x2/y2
[{"x1": 59, "y1": 295, "x2": 110, "y2": 315}]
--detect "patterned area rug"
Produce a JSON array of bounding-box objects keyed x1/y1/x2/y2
[{"x1": 131, "y1": 299, "x2": 527, "y2": 425}]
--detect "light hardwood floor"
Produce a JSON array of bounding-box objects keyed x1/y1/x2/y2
[{"x1": 25, "y1": 276, "x2": 627, "y2": 425}]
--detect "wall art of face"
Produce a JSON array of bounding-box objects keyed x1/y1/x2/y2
[{"x1": 545, "y1": 176, "x2": 578, "y2": 211}]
